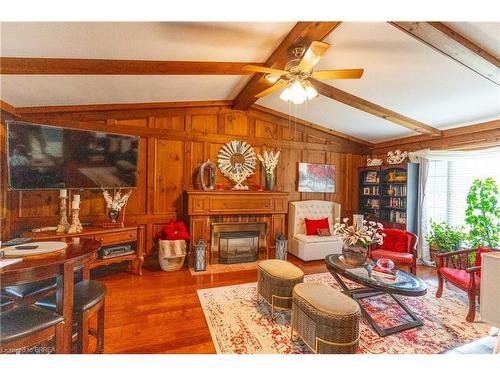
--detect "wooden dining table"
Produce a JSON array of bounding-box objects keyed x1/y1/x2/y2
[{"x1": 0, "y1": 237, "x2": 101, "y2": 353}]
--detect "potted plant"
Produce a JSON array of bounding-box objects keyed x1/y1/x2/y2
[
  {"x1": 333, "y1": 218, "x2": 385, "y2": 266},
  {"x1": 425, "y1": 220, "x2": 466, "y2": 263},
  {"x1": 465, "y1": 177, "x2": 500, "y2": 249}
]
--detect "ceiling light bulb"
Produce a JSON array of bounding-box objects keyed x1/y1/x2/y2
[
  {"x1": 280, "y1": 87, "x2": 291, "y2": 102},
  {"x1": 304, "y1": 83, "x2": 318, "y2": 100},
  {"x1": 265, "y1": 73, "x2": 280, "y2": 83}
]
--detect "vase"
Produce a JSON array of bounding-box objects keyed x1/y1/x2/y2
[
  {"x1": 265, "y1": 175, "x2": 274, "y2": 191},
  {"x1": 108, "y1": 209, "x2": 120, "y2": 223},
  {"x1": 342, "y1": 244, "x2": 368, "y2": 266}
]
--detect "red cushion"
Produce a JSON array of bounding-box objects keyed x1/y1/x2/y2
[
  {"x1": 440, "y1": 267, "x2": 481, "y2": 290},
  {"x1": 371, "y1": 249, "x2": 414, "y2": 265},
  {"x1": 380, "y1": 229, "x2": 410, "y2": 253},
  {"x1": 474, "y1": 248, "x2": 493, "y2": 275},
  {"x1": 304, "y1": 218, "x2": 329, "y2": 236}
]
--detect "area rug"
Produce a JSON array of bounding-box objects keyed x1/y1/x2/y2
[{"x1": 197, "y1": 272, "x2": 490, "y2": 354}]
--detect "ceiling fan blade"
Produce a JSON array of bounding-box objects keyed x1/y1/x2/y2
[
  {"x1": 243, "y1": 65, "x2": 288, "y2": 76},
  {"x1": 254, "y1": 79, "x2": 289, "y2": 98},
  {"x1": 298, "y1": 41, "x2": 331, "y2": 71},
  {"x1": 312, "y1": 69, "x2": 364, "y2": 80}
]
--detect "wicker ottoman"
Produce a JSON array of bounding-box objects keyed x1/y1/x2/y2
[
  {"x1": 291, "y1": 282, "x2": 360, "y2": 354},
  {"x1": 257, "y1": 260, "x2": 304, "y2": 319}
]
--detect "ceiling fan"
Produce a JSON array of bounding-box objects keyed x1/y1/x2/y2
[{"x1": 243, "y1": 41, "x2": 364, "y2": 104}]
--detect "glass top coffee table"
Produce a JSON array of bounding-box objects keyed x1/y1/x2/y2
[{"x1": 326, "y1": 254, "x2": 427, "y2": 337}]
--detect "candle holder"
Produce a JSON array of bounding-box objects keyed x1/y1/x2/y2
[
  {"x1": 68, "y1": 207, "x2": 83, "y2": 234},
  {"x1": 56, "y1": 196, "x2": 70, "y2": 233}
]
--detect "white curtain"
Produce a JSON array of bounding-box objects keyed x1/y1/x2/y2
[{"x1": 415, "y1": 157, "x2": 432, "y2": 264}]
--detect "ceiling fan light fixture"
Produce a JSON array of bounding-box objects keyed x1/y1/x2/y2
[
  {"x1": 279, "y1": 86, "x2": 292, "y2": 102},
  {"x1": 265, "y1": 73, "x2": 280, "y2": 83},
  {"x1": 304, "y1": 80, "x2": 318, "y2": 100}
]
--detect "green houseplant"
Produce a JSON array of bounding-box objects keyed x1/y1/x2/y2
[
  {"x1": 465, "y1": 177, "x2": 500, "y2": 249},
  {"x1": 425, "y1": 220, "x2": 465, "y2": 262}
]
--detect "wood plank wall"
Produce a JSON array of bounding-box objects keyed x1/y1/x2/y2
[{"x1": 0, "y1": 104, "x2": 369, "y2": 256}]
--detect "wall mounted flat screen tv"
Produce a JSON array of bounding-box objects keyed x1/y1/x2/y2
[{"x1": 7, "y1": 121, "x2": 139, "y2": 190}]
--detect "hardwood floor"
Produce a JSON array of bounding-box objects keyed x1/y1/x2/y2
[{"x1": 94, "y1": 256, "x2": 439, "y2": 354}]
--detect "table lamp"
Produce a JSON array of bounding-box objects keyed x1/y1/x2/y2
[{"x1": 480, "y1": 251, "x2": 500, "y2": 354}]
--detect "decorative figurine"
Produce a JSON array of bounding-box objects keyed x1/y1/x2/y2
[
  {"x1": 101, "y1": 188, "x2": 133, "y2": 227},
  {"x1": 199, "y1": 159, "x2": 217, "y2": 190},
  {"x1": 217, "y1": 140, "x2": 256, "y2": 190},
  {"x1": 366, "y1": 157, "x2": 383, "y2": 166},
  {"x1": 56, "y1": 189, "x2": 70, "y2": 233},
  {"x1": 387, "y1": 150, "x2": 408, "y2": 165}
]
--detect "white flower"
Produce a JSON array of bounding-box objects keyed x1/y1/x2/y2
[
  {"x1": 101, "y1": 188, "x2": 132, "y2": 211},
  {"x1": 257, "y1": 150, "x2": 280, "y2": 177}
]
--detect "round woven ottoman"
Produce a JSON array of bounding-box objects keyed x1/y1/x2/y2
[
  {"x1": 257, "y1": 260, "x2": 304, "y2": 320},
  {"x1": 291, "y1": 282, "x2": 360, "y2": 354}
]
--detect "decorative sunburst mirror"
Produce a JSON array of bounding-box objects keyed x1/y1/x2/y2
[{"x1": 217, "y1": 140, "x2": 256, "y2": 190}]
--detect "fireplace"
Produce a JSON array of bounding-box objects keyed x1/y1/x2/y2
[{"x1": 211, "y1": 222, "x2": 267, "y2": 264}]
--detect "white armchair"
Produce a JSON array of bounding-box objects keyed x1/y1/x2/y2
[{"x1": 288, "y1": 200, "x2": 342, "y2": 261}]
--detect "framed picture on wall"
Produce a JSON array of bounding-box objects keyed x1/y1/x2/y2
[{"x1": 297, "y1": 163, "x2": 336, "y2": 193}]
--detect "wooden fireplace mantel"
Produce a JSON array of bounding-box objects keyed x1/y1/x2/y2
[
  {"x1": 184, "y1": 190, "x2": 289, "y2": 265},
  {"x1": 185, "y1": 190, "x2": 289, "y2": 216}
]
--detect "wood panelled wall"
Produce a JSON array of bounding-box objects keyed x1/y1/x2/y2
[{"x1": 0, "y1": 104, "x2": 368, "y2": 256}]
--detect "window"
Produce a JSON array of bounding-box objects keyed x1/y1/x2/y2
[{"x1": 425, "y1": 156, "x2": 500, "y2": 228}]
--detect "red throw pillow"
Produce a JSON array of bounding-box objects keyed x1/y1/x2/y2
[
  {"x1": 474, "y1": 248, "x2": 493, "y2": 275},
  {"x1": 380, "y1": 228, "x2": 409, "y2": 253},
  {"x1": 304, "y1": 218, "x2": 329, "y2": 236}
]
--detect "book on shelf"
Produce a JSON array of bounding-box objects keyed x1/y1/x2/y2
[
  {"x1": 389, "y1": 210, "x2": 406, "y2": 224},
  {"x1": 363, "y1": 185, "x2": 379, "y2": 195},
  {"x1": 364, "y1": 171, "x2": 379, "y2": 183}
]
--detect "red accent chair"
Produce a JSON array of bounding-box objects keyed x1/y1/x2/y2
[
  {"x1": 370, "y1": 228, "x2": 418, "y2": 275},
  {"x1": 436, "y1": 248, "x2": 496, "y2": 322}
]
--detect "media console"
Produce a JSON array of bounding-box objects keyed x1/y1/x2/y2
[{"x1": 23, "y1": 226, "x2": 145, "y2": 275}]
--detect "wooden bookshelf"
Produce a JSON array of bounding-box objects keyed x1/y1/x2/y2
[{"x1": 358, "y1": 163, "x2": 419, "y2": 233}]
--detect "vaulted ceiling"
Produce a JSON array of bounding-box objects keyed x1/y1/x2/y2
[{"x1": 1, "y1": 21, "x2": 499, "y2": 143}]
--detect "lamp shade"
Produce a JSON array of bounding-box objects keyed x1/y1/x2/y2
[{"x1": 480, "y1": 252, "x2": 500, "y2": 327}]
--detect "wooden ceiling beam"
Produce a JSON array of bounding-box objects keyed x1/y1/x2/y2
[
  {"x1": 0, "y1": 57, "x2": 262, "y2": 75},
  {"x1": 390, "y1": 22, "x2": 500, "y2": 85},
  {"x1": 310, "y1": 78, "x2": 442, "y2": 136},
  {"x1": 232, "y1": 22, "x2": 342, "y2": 111}
]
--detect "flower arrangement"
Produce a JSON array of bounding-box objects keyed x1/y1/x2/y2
[
  {"x1": 257, "y1": 150, "x2": 280, "y2": 179},
  {"x1": 154, "y1": 219, "x2": 190, "y2": 241},
  {"x1": 101, "y1": 188, "x2": 132, "y2": 212},
  {"x1": 334, "y1": 218, "x2": 385, "y2": 249}
]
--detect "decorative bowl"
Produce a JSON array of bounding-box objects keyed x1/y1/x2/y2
[
  {"x1": 342, "y1": 245, "x2": 368, "y2": 266},
  {"x1": 376, "y1": 258, "x2": 395, "y2": 271}
]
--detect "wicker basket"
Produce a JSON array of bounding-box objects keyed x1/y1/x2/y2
[{"x1": 158, "y1": 239, "x2": 186, "y2": 271}]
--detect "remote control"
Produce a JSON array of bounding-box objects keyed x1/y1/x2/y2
[
  {"x1": 2, "y1": 237, "x2": 32, "y2": 247},
  {"x1": 15, "y1": 245, "x2": 39, "y2": 250}
]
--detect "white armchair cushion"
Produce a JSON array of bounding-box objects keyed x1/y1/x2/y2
[{"x1": 294, "y1": 234, "x2": 339, "y2": 243}]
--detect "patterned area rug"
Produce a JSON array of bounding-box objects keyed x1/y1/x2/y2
[{"x1": 197, "y1": 272, "x2": 490, "y2": 354}]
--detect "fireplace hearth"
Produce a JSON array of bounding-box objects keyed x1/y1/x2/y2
[{"x1": 211, "y1": 222, "x2": 267, "y2": 264}]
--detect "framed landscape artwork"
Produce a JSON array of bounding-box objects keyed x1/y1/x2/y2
[{"x1": 297, "y1": 163, "x2": 336, "y2": 193}]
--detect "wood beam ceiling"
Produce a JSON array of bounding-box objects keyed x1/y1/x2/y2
[
  {"x1": 310, "y1": 79, "x2": 442, "y2": 136},
  {"x1": 0, "y1": 58, "x2": 261, "y2": 75},
  {"x1": 233, "y1": 21, "x2": 440, "y2": 136},
  {"x1": 390, "y1": 22, "x2": 500, "y2": 85},
  {"x1": 232, "y1": 22, "x2": 342, "y2": 111}
]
